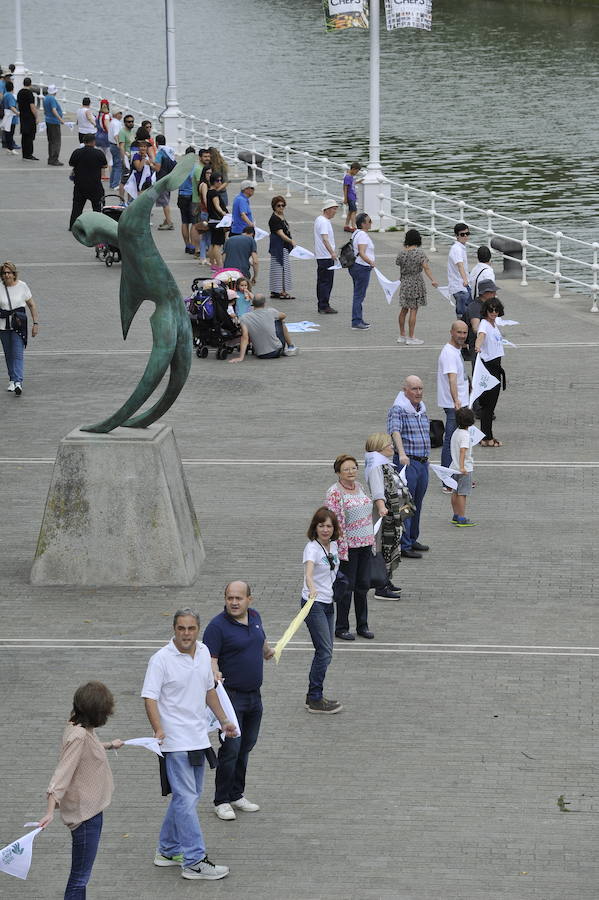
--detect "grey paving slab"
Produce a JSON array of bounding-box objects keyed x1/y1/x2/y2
[{"x1": 0, "y1": 135, "x2": 598, "y2": 899}]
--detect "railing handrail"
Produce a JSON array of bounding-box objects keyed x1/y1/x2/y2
[{"x1": 27, "y1": 68, "x2": 599, "y2": 311}]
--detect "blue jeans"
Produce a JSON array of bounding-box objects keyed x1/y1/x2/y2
[
  {"x1": 441, "y1": 407, "x2": 457, "y2": 468},
  {"x1": 214, "y1": 689, "x2": 263, "y2": 805},
  {"x1": 0, "y1": 329, "x2": 25, "y2": 383},
  {"x1": 108, "y1": 143, "x2": 122, "y2": 189},
  {"x1": 159, "y1": 751, "x2": 206, "y2": 869},
  {"x1": 302, "y1": 598, "x2": 334, "y2": 700},
  {"x1": 64, "y1": 811, "x2": 103, "y2": 899},
  {"x1": 349, "y1": 262, "x2": 372, "y2": 325},
  {"x1": 394, "y1": 457, "x2": 429, "y2": 550},
  {"x1": 199, "y1": 211, "x2": 210, "y2": 257},
  {"x1": 453, "y1": 287, "x2": 471, "y2": 317}
]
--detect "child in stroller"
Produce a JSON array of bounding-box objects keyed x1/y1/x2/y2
[
  {"x1": 94, "y1": 195, "x2": 125, "y2": 267},
  {"x1": 185, "y1": 278, "x2": 242, "y2": 360}
]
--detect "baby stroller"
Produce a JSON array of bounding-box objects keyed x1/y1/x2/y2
[
  {"x1": 185, "y1": 278, "x2": 242, "y2": 360},
  {"x1": 95, "y1": 195, "x2": 125, "y2": 267}
]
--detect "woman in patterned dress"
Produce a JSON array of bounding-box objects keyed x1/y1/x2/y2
[
  {"x1": 326, "y1": 454, "x2": 375, "y2": 641},
  {"x1": 395, "y1": 229, "x2": 438, "y2": 345}
]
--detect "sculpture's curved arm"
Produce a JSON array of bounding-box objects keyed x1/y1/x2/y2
[{"x1": 72, "y1": 213, "x2": 119, "y2": 249}]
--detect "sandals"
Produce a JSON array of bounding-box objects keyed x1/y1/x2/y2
[
  {"x1": 279, "y1": 292, "x2": 295, "y2": 299},
  {"x1": 480, "y1": 438, "x2": 503, "y2": 447}
]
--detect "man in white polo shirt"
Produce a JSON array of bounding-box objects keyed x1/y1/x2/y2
[
  {"x1": 437, "y1": 321, "x2": 469, "y2": 470},
  {"x1": 142, "y1": 608, "x2": 237, "y2": 882},
  {"x1": 314, "y1": 199, "x2": 339, "y2": 314},
  {"x1": 447, "y1": 222, "x2": 471, "y2": 316}
]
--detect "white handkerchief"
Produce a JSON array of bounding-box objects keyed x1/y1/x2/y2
[
  {"x1": 374, "y1": 267, "x2": 401, "y2": 304},
  {"x1": 430, "y1": 463, "x2": 460, "y2": 490},
  {"x1": 469, "y1": 354, "x2": 500, "y2": 407},
  {"x1": 373, "y1": 518, "x2": 383, "y2": 536},
  {"x1": 502, "y1": 338, "x2": 518, "y2": 348},
  {"x1": 218, "y1": 213, "x2": 232, "y2": 229},
  {"x1": 286, "y1": 321, "x2": 320, "y2": 333},
  {"x1": 124, "y1": 737, "x2": 164, "y2": 757},
  {"x1": 65, "y1": 121, "x2": 74, "y2": 130},
  {"x1": 37, "y1": 122, "x2": 47, "y2": 134},
  {"x1": 328, "y1": 261, "x2": 342, "y2": 270},
  {"x1": 253, "y1": 226, "x2": 269, "y2": 241},
  {"x1": 289, "y1": 245, "x2": 315, "y2": 260},
  {"x1": 496, "y1": 317, "x2": 519, "y2": 326},
  {"x1": 437, "y1": 286, "x2": 455, "y2": 306},
  {"x1": 398, "y1": 465, "x2": 407, "y2": 485},
  {"x1": 206, "y1": 682, "x2": 241, "y2": 740},
  {"x1": 468, "y1": 424, "x2": 485, "y2": 447},
  {"x1": 0, "y1": 827, "x2": 43, "y2": 880}
]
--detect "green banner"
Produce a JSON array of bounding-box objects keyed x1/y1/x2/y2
[{"x1": 323, "y1": 0, "x2": 369, "y2": 32}]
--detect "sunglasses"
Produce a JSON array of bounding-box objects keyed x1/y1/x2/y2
[
  {"x1": 275, "y1": 203, "x2": 285, "y2": 207},
  {"x1": 459, "y1": 231, "x2": 470, "y2": 237}
]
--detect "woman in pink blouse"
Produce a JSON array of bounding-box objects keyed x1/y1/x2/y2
[
  {"x1": 39, "y1": 681, "x2": 123, "y2": 899},
  {"x1": 326, "y1": 453, "x2": 375, "y2": 641}
]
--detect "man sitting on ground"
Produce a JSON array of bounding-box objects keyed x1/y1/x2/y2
[{"x1": 230, "y1": 297, "x2": 297, "y2": 362}]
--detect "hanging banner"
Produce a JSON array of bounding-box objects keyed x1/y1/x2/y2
[
  {"x1": 324, "y1": 0, "x2": 369, "y2": 32},
  {"x1": 384, "y1": 0, "x2": 432, "y2": 31}
]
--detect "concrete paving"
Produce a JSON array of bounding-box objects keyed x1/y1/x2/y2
[{"x1": 0, "y1": 134, "x2": 598, "y2": 899}]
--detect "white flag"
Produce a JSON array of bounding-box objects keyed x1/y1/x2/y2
[
  {"x1": 289, "y1": 245, "x2": 315, "y2": 260},
  {"x1": 0, "y1": 827, "x2": 42, "y2": 880},
  {"x1": 253, "y1": 226, "x2": 269, "y2": 241},
  {"x1": 430, "y1": 463, "x2": 461, "y2": 491},
  {"x1": 398, "y1": 465, "x2": 407, "y2": 485},
  {"x1": 469, "y1": 355, "x2": 500, "y2": 408},
  {"x1": 124, "y1": 737, "x2": 163, "y2": 757},
  {"x1": 37, "y1": 122, "x2": 47, "y2": 134},
  {"x1": 502, "y1": 338, "x2": 518, "y2": 348},
  {"x1": 218, "y1": 213, "x2": 232, "y2": 229},
  {"x1": 206, "y1": 682, "x2": 241, "y2": 740},
  {"x1": 496, "y1": 317, "x2": 519, "y2": 327},
  {"x1": 328, "y1": 261, "x2": 342, "y2": 270},
  {"x1": 374, "y1": 267, "x2": 401, "y2": 304},
  {"x1": 437, "y1": 285, "x2": 455, "y2": 306},
  {"x1": 385, "y1": 0, "x2": 432, "y2": 31},
  {"x1": 468, "y1": 424, "x2": 485, "y2": 447}
]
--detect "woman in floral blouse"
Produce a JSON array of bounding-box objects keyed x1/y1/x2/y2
[{"x1": 326, "y1": 454, "x2": 375, "y2": 641}]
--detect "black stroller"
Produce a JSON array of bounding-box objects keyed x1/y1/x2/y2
[
  {"x1": 185, "y1": 278, "x2": 242, "y2": 360},
  {"x1": 94, "y1": 195, "x2": 125, "y2": 267}
]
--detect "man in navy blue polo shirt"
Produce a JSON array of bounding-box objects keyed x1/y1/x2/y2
[{"x1": 203, "y1": 581, "x2": 274, "y2": 821}]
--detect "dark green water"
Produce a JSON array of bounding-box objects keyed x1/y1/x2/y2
[{"x1": 16, "y1": 0, "x2": 599, "y2": 242}]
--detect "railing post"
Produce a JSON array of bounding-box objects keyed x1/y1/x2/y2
[
  {"x1": 61, "y1": 75, "x2": 67, "y2": 109},
  {"x1": 266, "y1": 139, "x2": 274, "y2": 191},
  {"x1": 322, "y1": 157, "x2": 329, "y2": 197},
  {"x1": 303, "y1": 150, "x2": 309, "y2": 203},
  {"x1": 250, "y1": 134, "x2": 257, "y2": 180},
  {"x1": 520, "y1": 221, "x2": 529, "y2": 287},
  {"x1": 553, "y1": 232, "x2": 562, "y2": 299},
  {"x1": 403, "y1": 185, "x2": 409, "y2": 231},
  {"x1": 458, "y1": 200, "x2": 466, "y2": 228},
  {"x1": 218, "y1": 123, "x2": 224, "y2": 153},
  {"x1": 286, "y1": 147, "x2": 293, "y2": 199},
  {"x1": 486, "y1": 209, "x2": 494, "y2": 247},
  {"x1": 232, "y1": 129, "x2": 239, "y2": 173},
  {"x1": 378, "y1": 192, "x2": 385, "y2": 230},
  {"x1": 591, "y1": 243, "x2": 599, "y2": 313},
  {"x1": 429, "y1": 191, "x2": 436, "y2": 251},
  {"x1": 203, "y1": 119, "x2": 210, "y2": 143},
  {"x1": 124, "y1": 93, "x2": 130, "y2": 115}
]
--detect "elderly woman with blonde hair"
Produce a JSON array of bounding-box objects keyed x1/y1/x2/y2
[{"x1": 364, "y1": 432, "x2": 415, "y2": 601}]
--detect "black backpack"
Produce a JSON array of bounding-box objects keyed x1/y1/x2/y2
[
  {"x1": 429, "y1": 419, "x2": 445, "y2": 448},
  {"x1": 338, "y1": 231, "x2": 358, "y2": 268},
  {"x1": 156, "y1": 151, "x2": 176, "y2": 180}
]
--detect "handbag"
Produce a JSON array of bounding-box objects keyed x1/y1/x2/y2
[
  {"x1": 3, "y1": 283, "x2": 28, "y2": 346},
  {"x1": 368, "y1": 550, "x2": 388, "y2": 590},
  {"x1": 315, "y1": 540, "x2": 349, "y2": 603}
]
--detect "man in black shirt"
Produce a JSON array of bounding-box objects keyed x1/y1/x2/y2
[
  {"x1": 68, "y1": 134, "x2": 107, "y2": 230},
  {"x1": 17, "y1": 77, "x2": 37, "y2": 160}
]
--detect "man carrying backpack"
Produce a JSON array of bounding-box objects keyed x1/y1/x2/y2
[{"x1": 154, "y1": 133, "x2": 177, "y2": 231}]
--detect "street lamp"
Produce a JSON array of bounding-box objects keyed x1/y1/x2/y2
[
  {"x1": 160, "y1": 0, "x2": 184, "y2": 151},
  {"x1": 13, "y1": 0, "x2": 26, "y2": 91}
]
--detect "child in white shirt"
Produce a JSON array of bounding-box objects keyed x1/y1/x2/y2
[{"x1": 450, "y1": 406, "x2": 477, "y2": 527}]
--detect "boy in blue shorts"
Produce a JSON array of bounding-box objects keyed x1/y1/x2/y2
[
  {"x1": 343, "y1": 161, "x2": 361, "y2": 232},
  {"x1": 450, "y1": 406, "x2": 477, "y2": 526}
]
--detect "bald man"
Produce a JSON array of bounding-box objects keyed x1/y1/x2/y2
[
  {"x1": 386, "y1": 376, "x2": 431, "y2": 558},
  {"x1": 202, "y1": 582, "x2": 274, "y2": 821},
  {"x1": 437, "y1": 321, "x2": 469, "y2": 470}
]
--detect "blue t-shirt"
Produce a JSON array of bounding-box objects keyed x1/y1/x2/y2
[
  {"x1": 178, "y1": 171, "x2": 193, "y2": 197},
  {"x1": 231, "y1": 192, "x2": 253, "y2": 235},
  {"x1": 203, "y1": 608, "x2": 266, "y2": 691},
  {"x1": 343, "y1": 173, "x2": 357, "y2": 203},
  {"x1": 3, "y1": 92, "x2": 18, "y2": 121},
  {"x1": 235, "y1": 291, "x2": 252, "y2": 318},
  {"x1": 43, "y1": 94, "x2": 62, "y2": 125}
]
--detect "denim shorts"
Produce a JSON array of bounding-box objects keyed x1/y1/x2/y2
[{"x1": 455, "y1": 472, "x2": 472, "y2": 495}]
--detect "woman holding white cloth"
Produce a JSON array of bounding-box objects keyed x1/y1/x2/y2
[
  {"x1": 474, "y1": 297, "x2": 506, "y2": 447},
  {"x1": 349, "y1": 213, "x2": 375, "y2": 330},
  {"x1": 364, "y1": 433, "x2": 412, "y2": 601}
]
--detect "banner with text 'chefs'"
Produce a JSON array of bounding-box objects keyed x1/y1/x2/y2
[
  {"x1": 323, "y1": 0, "x2": 369, "y2": 32},
  {"x1": 384, "y1": 0, "x2": 432, "y2": 31}
]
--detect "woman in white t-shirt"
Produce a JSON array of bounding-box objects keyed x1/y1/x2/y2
[
  {"x1": 348, "y1": 213, "x2": 375, "y2": 330},
  {"x1": 302, "y1": 507, "x2": 343, "y2": 714},
  {"x1": 0, "y1": 260, "x2": 39, "y2": 395},
  {"x1": 474, "y1": 297, "x2": 505, "y2": 446}
]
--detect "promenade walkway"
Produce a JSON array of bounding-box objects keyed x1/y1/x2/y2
[{"x1": 1, "y1": 136, "x2": 598, "y2": 899}]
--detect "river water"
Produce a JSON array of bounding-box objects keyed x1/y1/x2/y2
[{"x1": 11, "y1": 0, "x2": 599, "y2": 243}]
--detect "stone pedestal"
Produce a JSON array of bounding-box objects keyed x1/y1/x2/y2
[
  {"x1": 360, "y1": 166, "x2": 394, "y2": 231},
  {"x1": 30, "y1": 424, "x2": 204, "y2": 586}
]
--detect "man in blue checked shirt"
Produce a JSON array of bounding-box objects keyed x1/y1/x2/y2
[{"x1": 387, "y1": 375, "x2": 431, "y2": 559}]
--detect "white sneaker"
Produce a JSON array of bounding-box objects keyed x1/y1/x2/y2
[
  {"x1": 10, "y1": 149, "x2": 19, "y2": 155},
  {"x1": 214, "y1": 802, "x2": 236, "y2": 820},
  {"x1": 14, "y1": 382, "x2": 22, "y2": 395},
  {"x1": 283, "y1": 344, "x2": 298, "y2": 356},
  {"x1": 231, "y1": 796, "x2": 260, "y2": 812},
  {"x1": 406, "y1": 337, "x2": 424, "y2": 345},
  {"x1": 396, "y1": 335, "x2": 406, "y2": 343},
  {"x1": 181, "y1": 857, "x2": 229, "y2": 880},
  {"x1": 7, "y1": 381, "x2": 15, "y2": 392}
]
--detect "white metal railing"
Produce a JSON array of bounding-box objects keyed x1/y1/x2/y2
[{"x1": 28, "y1": 69, "x2": 599, "y2": 312}]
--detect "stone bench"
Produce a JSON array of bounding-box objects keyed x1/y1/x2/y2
[{"x1": 490, "y1": 236, "x2": 522, "y2": 278}]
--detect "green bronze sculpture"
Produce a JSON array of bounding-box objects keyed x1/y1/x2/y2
[{"x1": 71, "y1": 153, "x2": 196, "y2": 433}]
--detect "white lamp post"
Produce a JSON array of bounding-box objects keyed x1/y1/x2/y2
[
  {"x1": 160, "y1": 0, "x2": 184, "y2": 151},
  {"x1": 12, "y1": 0, "x2": 26, "y2": 91},
  {"x1": 360, "y1": 0, "x2": 392, "y2": 230}
]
